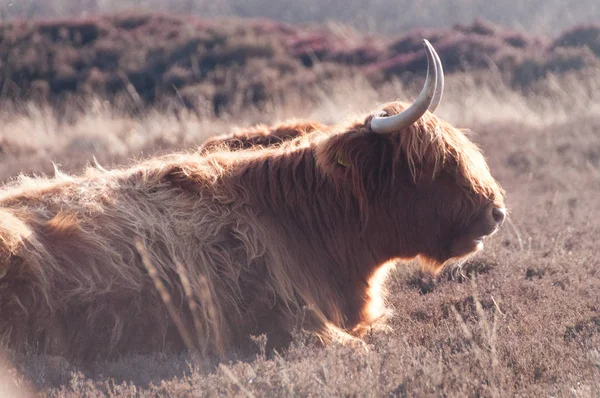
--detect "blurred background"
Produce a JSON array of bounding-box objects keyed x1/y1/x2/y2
[
  {"x1": 0, "y1": 0, "x2": 596, "y2": 34},
  {"x1": 0, "y1": 0, "x2": 599, "y2": 124}
]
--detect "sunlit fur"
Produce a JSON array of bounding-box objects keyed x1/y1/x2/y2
[
  {"x1": 0, "y1": 101, "x2": 505, "y2": 362},
  {"x1": 200, "y1": 119, "x2": 328, "y2": 153}
]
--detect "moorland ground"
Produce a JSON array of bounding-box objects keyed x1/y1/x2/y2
[{"x1": 0, "y1": 7, "x2": 599, "y2": 398}]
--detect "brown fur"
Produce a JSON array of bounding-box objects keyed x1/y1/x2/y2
[
  {"x1": 0, "y1": 102, "x2": 505, "y2": 362},
  {"x1": 199, "y1": 120, "x2": 328, "y2": 153}
]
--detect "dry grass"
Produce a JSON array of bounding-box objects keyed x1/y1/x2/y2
[{"x1": 0, "y1": 68, "x2": 599, "y2": 396}]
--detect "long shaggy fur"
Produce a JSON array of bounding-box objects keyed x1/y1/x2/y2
[
  {"x1": 0, "y1": 101, "x2": 505, "y2": 362},
  {"x1": 199, "y1": 119, "x2": 328, "y2": 153}
]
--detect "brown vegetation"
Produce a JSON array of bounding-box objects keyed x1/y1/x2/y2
[{"x1": 1, "y1": 13, "x2": 599, "y2": 115}]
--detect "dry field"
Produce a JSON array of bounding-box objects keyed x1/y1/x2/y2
[{"x1": 0, "y1": 67, "x2": 599, "y2": 396}]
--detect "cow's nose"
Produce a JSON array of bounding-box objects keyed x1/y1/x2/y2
[{"x1": 492, "y1": 207, "x2": 506, "y2": 226}]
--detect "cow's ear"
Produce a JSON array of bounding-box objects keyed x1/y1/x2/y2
[
  {"x1": 315, "y1": 130, "x2": 391, "y2": 183},
  {"x1": 315, "y1": 130, "x2": 398, "y2": 215},
  {"x1": 315, "y1": 132, "x2": 355, "y2": 178}
]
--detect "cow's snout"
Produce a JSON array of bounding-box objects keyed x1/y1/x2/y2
[{"x1": 491, "y1": 206, "x2": 506, "y2": 227}]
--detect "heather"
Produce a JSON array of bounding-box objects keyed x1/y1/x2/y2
[{"x1": 1, "y1": 14, "x2": 599, "y2": 115}]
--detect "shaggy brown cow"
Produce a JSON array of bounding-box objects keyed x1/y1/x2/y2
[{"x1": 0, "y1": 40, "x2": 505, "y2": 363}]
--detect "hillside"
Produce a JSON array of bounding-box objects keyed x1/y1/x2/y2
[
  {"x1": 1, "y1": 0, "x2": 598, "y2": 35},
  {"x1": 1, "y1": 13, "x2": 599, "y2": 115}
]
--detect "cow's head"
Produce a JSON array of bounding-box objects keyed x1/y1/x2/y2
[{"x1": 316, "y1": 40, "x2": 506, "y2": 273}]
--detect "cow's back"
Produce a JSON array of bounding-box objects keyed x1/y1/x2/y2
[{"x1": 0, "y1": 157, "x2": 261, "y2": 360}]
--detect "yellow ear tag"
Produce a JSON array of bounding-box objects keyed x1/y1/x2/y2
[{"x1": 337, "y1": 156, "x2": 349, "y2": 167}]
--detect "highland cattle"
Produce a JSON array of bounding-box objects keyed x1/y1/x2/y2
[{"x1": 0, "y1": 40, "x2": 505, "y2": 362}]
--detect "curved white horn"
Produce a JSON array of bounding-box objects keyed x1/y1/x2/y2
[
  {"x1": 428, "y1": 42, "x2": 444, "y2": 112},
  {"x1": 370, "y1": 39, "x2": 440, "y2": 134}
]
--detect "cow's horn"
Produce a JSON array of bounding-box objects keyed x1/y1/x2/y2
[
  {"x1": 428, "y1": 41, "x2": 444, "y2": 112},
  {"x1": 371, "y1": 39, "x2": 444, "y2": 134}
]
